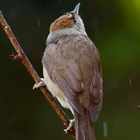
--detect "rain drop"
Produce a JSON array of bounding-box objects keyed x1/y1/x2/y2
[{"x1": 37, "y1": 18, "x2": 40, "y2": 27}]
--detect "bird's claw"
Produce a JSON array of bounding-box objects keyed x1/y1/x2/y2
[
  {"x1": 33, "y1": 78, "x2": 45, "y2": 89},
  {"x1": 64, "y1": 119, "x2": 75, "y2": 133}
]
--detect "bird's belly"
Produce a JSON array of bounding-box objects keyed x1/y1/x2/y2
[{"x1": 43, "y1": 67, "x2": 71, "y2": 109}]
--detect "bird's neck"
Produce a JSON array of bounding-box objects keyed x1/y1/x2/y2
[{"x1": 47, "y1": 27, "x2": 87, "y2": 43}]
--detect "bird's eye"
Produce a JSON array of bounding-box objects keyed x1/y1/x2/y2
[
  {"x1": 71, "y1": 14, "x2": 76, "y2": 23},
  {"x1": 67, "y1": 13, "x2": 73, "y2": 18},
  {"x1": 67, "y1": 13, "x2": 76, "y2": 23}
]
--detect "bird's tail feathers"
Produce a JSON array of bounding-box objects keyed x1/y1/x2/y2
[{"x1": 75, "y1": 109, "x2": 95, "y2": 140}]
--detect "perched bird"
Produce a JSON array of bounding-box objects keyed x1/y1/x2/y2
[{"x1": 34, "y1": 3, "x2": 103, "y2": 140}]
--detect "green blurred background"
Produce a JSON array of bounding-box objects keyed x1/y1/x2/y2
[{"x1": 0, "y1": 0, "x2": 140, "y2": 140}]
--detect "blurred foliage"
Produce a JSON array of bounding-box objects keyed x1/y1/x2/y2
[{"x1": 0, "y1": 0, "x2": 140, "y2": 140}]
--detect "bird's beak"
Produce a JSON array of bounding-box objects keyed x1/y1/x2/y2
[{"x1": 72, "y1": 3, "x2": 80, "y2": 15}]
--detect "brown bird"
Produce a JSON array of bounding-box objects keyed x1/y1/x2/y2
[{"x1": 34, "y1": 3, "x2": 103, "y2": 140}]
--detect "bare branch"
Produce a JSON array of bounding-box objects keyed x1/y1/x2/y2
[{"x1": 0, "y1": 11, "x2": 75, "y2": 137}]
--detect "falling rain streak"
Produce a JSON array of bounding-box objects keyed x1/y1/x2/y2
[
  {"x1": 37, "y1": 18, "x2": 41, "y2": 27},
  {"x1": 129, "y1": 78, "x2": 132, "y2": 87},
  {"x1": 103, "y1": 121, "x2": 108, "y2": 138}
]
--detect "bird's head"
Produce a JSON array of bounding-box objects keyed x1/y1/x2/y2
[{"x1": 49, "y1": 3, "x2": 86, "y2": 35}]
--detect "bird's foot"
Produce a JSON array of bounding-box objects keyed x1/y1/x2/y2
[
  {"x1": 64, "y1": 119, "x2": 75, "y2": 133},
  {"x1": 33, "y1": 78, "x2": 46, "y2": 89}
]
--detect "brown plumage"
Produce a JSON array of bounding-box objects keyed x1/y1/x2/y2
[
  {"x1": 42, "y1": 3, "x2": 103, "y2": 140},
  {"x1": 50, "y1": 14, "x2": 75, "y2": 31}
]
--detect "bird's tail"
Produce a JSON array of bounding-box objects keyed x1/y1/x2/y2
[{"x1": 75, "y1": 109, "x2": 95, "y2": 140}]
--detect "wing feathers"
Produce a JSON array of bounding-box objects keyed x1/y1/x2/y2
[{"x1": 52, "y1": 69, "x2": 83, "y2": 114}]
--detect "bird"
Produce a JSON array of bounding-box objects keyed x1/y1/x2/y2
[{"x1": 33, "y1": 3, "x2": 103, "y2": 140}]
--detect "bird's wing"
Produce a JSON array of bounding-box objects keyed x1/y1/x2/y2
[
  {"x1": 51, "y1": 64, "x2": 84, "y2": 114},
  {"x1": 89, "y1": 63, "x2": 103, "y2": 121}
]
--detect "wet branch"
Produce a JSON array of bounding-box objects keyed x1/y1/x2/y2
[{"x1": 0, "y1": 11, "x2": 75, "y2": 137}]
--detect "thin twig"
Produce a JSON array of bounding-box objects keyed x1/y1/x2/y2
[{"x1": 0, "y1": 11, "x2": 75, "y2": 137}]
